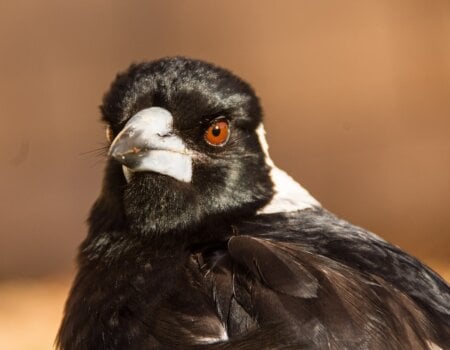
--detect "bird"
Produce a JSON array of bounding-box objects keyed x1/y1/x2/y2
[{"x1": 57, "y1": 57, "x2": 449, "y2": 350}]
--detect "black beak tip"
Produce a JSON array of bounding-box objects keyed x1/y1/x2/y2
[{"x1": 109, "y1": 145, "x2": 143, "y2": 170}]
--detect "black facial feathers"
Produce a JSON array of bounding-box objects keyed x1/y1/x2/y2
[
  {"x1": 101, "y1": 57, "x2": 263, "y2": 134},
  {"x1": 94, "y1": 57, "x2": 274, "y2": 241}
]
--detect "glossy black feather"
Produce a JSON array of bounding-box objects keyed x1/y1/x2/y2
[
  {"x1": 238, "y1": 209, "x2": 450, "y2": 330},
  {"x1": 228, "y1": 236, "x2": 319, "y2": 298},
  {"x1": 194, "y1": 213, "x2": 448, "y2": 349},
  {"x1": 58, "y1": 57, "x2": 450, "y2": 350}
]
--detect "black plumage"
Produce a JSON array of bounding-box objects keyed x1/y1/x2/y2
[{"x1": 57, "y1": 57, "x2": 450, "y2": 349}]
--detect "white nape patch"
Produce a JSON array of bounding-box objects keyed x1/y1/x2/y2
[
  {"x1": 256, "y1": 124, "x2": 320, "y2": 214},
  {"x1": 112, "y1": 107, "x2": 193, "y2": 183}
]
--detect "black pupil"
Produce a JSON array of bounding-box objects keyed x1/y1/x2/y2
[{"x1": 212, "y1": 125, "x2": 221, "y2": 137}]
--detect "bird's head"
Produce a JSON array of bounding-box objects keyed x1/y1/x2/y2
[{"x1": 95, "y1": 57, "x2": 274, "y2": 240}]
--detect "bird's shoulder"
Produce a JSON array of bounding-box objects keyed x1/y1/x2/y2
[
  {"x1": 196, "y1": 208, "x2": 450, "y2": 348},
  {"x1": 236, "y1": 208, "x2": 450, "y2": 315}
]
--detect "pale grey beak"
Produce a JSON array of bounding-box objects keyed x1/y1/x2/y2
[{"x1": 108, "y1": 107, "x2": 193, "y2": 182}]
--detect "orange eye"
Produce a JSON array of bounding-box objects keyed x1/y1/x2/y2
[{"x1": 204, "y1": 119, "x2": 230, "y2": 146}]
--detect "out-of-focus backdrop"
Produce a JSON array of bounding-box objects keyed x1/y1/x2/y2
[{"x1": 0, "y1": 1, "x2": 449, "y2": 349}]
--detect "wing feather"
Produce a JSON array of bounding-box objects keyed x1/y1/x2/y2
[{"x1": 228, "y1": 236, "x2": 318, "y2": 298}]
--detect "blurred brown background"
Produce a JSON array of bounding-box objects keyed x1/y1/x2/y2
[{"x1": 0, "y1": 1, "x2": 449, "y2": 349}]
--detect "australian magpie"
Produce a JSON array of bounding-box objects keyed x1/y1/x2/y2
[{"x1": 57, "y1": 57, "x2": 449, "y2": 349}]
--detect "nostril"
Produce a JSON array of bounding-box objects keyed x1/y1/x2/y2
[{"x1": 157, "y1": 131, "x2": 173, "y2": 137}]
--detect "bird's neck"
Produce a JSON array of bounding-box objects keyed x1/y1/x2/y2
[{"x1": 255, "y1": 124, "x2": 320, "y2": 214}]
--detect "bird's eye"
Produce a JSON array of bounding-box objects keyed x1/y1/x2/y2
[
  {"x1": 204, "y1": 119, "x2": 230, "y2": 146},
  {"x1": 106, "y1": 125, "x2": 114, "y2": 143}
]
